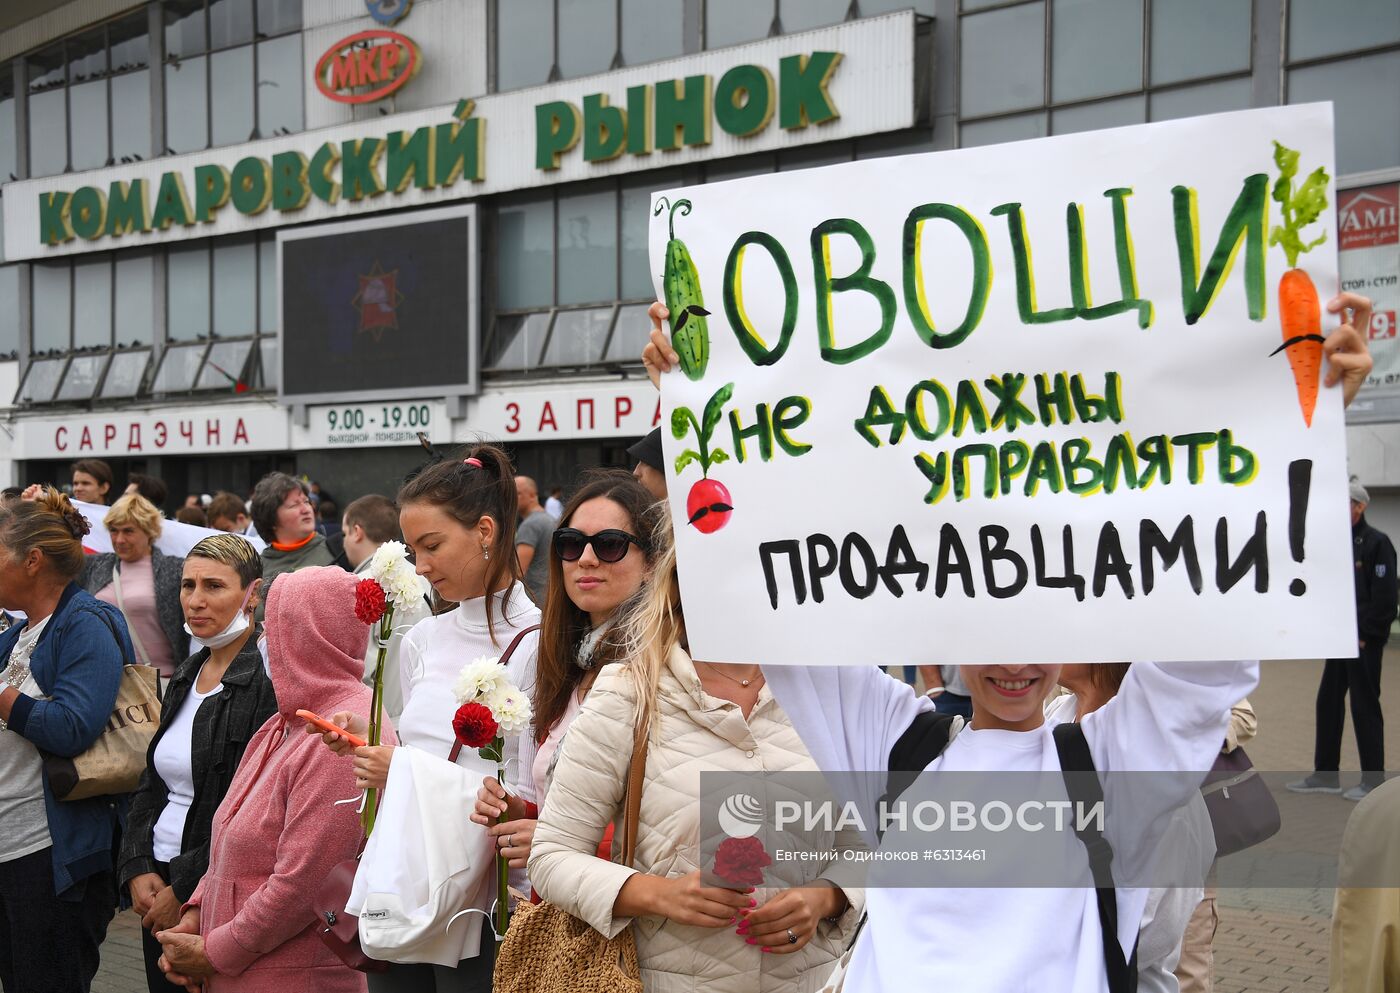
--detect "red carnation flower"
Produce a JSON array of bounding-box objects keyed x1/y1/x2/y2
[
  {"x1": 354, "y1": 578, "x2": 387, "y2": 626},
  {"x1": 453, "y1": 702, "x2": 500, "y2": 749},
  {"x1": 714, "y1": 836, "x2": 771, "y2": 887}
]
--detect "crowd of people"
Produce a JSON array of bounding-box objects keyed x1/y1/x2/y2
[{"x1": 0, "y1": 292, "x2": 1390, "y2": 993}]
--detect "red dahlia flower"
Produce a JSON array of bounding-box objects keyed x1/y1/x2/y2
[
  {"x1": 353, "y1": 578, "x2": 388, "y2": 626},
  {"x1": 452, "y1": 702, "x2": 500, "y2": 749},
  {"x1": 714, "y1": 836, "x2": 771, "y2": 887}
]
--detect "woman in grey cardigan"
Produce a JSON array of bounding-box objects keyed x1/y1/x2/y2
[{"x1": 81, "y1": 493, "x2": 188, "y2": 677}]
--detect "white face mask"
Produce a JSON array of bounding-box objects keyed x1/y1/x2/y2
[
  {"x1": 185, "y1": 584, "x2": 257, "y2": 653},
  {"x1": 258, "y1": 635, "x2": 272, "y2": 679}
]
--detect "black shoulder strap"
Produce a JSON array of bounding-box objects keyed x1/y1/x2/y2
[
  {"x1": 879, "y1": 709, "x2": 958, "y2": 837},
  {"x1": 1052, "y1": 722, "x2": 1138, "y2": 993}
]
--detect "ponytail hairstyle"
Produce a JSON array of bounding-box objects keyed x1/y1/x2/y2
[
  {"x1": 612, "y1": 508, "x2": 683, "y2": 739},
  {"x1": 396, "y1": 443, "x2": 521, "y2": 646},
  {"x1": 0, "y1": 486, "x2": 91, "y2": 580},
  {"x1": 533, "y1": 470, "x2": 666, "y2": 742}
]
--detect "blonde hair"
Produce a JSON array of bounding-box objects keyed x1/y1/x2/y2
[
  {"x1": 613, "y1": 512, "x2": 684, "y2": 738},
  {"x1": 0, "y1": 486, "x2": 90, "y2": 580},
  {"x1": 104, "y1": 493, "x2": 163, "y2": 542},
  {"x1": 186, "y1": 533, "x2": 262, "y2": 589}
]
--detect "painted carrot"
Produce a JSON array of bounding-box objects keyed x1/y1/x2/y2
[{"x1": 1267, "y1": 140, "x2": 1330, "y2": 428}]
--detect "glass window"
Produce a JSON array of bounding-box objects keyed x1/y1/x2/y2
[
  {"x1": 102, "y1": 349, "x2": 150, "y2": 398},
  {"x1": 167, "y1": 244, "x2": 212, "y2": 341},
  {"x1": 1052, "y1": 0, "x2": 1141, "y2": 102},
  {"x1": 605, "y1": 302, "x2": 654, "y2": 362},
  {"x1": 165, "y1": 0, "x2": 208, "y2": 60},
  {"x1": 255, "y1": 336, "x2": 278, "y2": 390},
  {"x1": 210, "y1": 0, "x2": 255, "y2": 49},
  {"x1": 256, "y1": 0, "x2": 301, "y2": 37},
  {"x1": 115, "y1": 252, "x2": 156, "y2": 346},
  {"x1": 18, "y1": 357, "x2": 66, "y2": 403},
  {"x1": 1149, "y1": 77, "x2": 1252, "y2": 122},
  {"x1": 1151, "y1": 0, "x2": 1250, "y2": 86},
  {"x1": 487, "y1": 311, "x2": 552, "y2": 370},
  {"x1": 32, "y1": 262, "x2": 71, "y2": 353},
  {"x1": 0, "y1": 70, "x2": 16, "y2": 183},
  {"x1": 152, "y1": 342, "x2": 208, "y2": 392},
  {"x1": 856, "y1": 128, "x2": 936, "y2": 159},
  {"x1": 862, "y1": 0, "x2": 935, "y2": 14},
  {"x1": 542, "y1": 306, "x2": 615, "y2": 366},
  {"x1": 781, "y1": 0, "x2": 851, "y2": 32},
  {"x1": 960, "y1": 0, "x2": 1007, "y2": 9},
  {"x1": 621, "y1": 168, "x2": 683, "y2": 300},
  {"x1": 0, "y1": 267, "x2": 19, "y2": 357},
  {"x1": 256, "y1": 35, "x2": 302, "y2": 137},
  {"x1": 707, "y1": 0, "x2": 774, "y2": 49},
  {"x1": 1289, "y1": 51, "x2": 1400, "y2": 175},
  {"x1": 166, "y1": 56, "x2": 209, "y2": 153},
  {"x1": 497, "y1": 0, "x2": 554, "y2": 91},
  {"x1": 211, "y1": 46, "x2": 254, "y2": 146},
  {"x1": 56, "y1": 354, "x2": 109, "y2": 401},
  {"x1": 259, "y1": 235, "x2": 278, "y2": 332},
  {"x1": 73, "y1": 258, "x2": 112, "y2": 349},
  {"x1": 559, "y1": 0, "x2": 616, "y2": 79},
  {"x1": 621, "y1": 0, "x2": 683, "y2": 67},
  {"x1": 28, "y1": 86, "x2": 68, "y2": 177},
  {"x1": 1050, "y1": 94, "x2": 1145, "y2": 135},
  {"x1": 69, "y1": 79, "x2": 111, "y2": 170},
  {"x1": 109, "y1": 13, "x2": 150, "y2": 72},
  {"x1": 1289, "y1": 0, "x2": 1400, "y2": 63},
  {"x1": 67, "y1": 29, "x2": 107, "y2": 85},
  {"x1": 213, "y1": 237, "x2": 257, "y2": 335},
  {"x1": 960, "y1": 3, "x2": 1045, "y2": 117},
  {"x1": 498, "y1": 195, "x2": 554, "y2": 309},
  {"x1": 197, "y1": 338, "x2": 253, "y2": 389},
  {"x1": 111, "y1": 70, "x2": 151, "y2": 161},
  {"x1": 960, "y1": 111, "x2": 1049, "y2": 147},
  {"x1": 558, "y1": 185, "x2": 617, "y2": 305}
]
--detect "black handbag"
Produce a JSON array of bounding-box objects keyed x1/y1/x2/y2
[{"x1": 1201, "y1": 746, "x2": 1281, "y2": 856}]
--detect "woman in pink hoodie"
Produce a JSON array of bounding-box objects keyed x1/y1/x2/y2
[{"x1": 156, "y1": 566, "x2": 395, "y2": 992}]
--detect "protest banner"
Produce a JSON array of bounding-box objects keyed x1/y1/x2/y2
[
  {"x1": 650, "y1": 103, "x2": 1356, "y2": 665},
  {"x1": 76, "y1": 501, "x2": 267, "y2": 557}
]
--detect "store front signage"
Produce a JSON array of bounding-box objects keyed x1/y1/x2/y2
[
  {"x1": 17, "y1": 405, "x2": 291, "y2": 458},
  {"x1": 365, "y1": 0, "x2": 413, "y2": 27},
  {"x1": 293, "y1": 399, "x2": 448, "y2": 449},
  {"x1": 315, "y1": 30, "x2": 422, "y2": 105},
  {"x1": 7, "y1": 12, "x2": 917, "y2": 260},
  {"x1": 1343, "y1": 182, "x2": 1400, "y2": 391},
  {"x1": 471, "y1": 383, "x2": 662, "y2": 443},
  {"x1": 535, "y1": 53, "x2": 841, "y2": 169}
]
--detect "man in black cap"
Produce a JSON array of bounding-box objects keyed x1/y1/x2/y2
[
  {"x1": 628, "y1": 428, "x2": 666, "y2": 500},
  {"x1": 1290, "y1": 479, "x2": 1396, "y2": 801}
]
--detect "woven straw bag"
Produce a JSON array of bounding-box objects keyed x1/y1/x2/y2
[{"x1": 493, "y1": 721, "x2": 649, "y2": 993}]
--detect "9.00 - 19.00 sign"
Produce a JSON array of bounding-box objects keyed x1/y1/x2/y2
[{"x1": 303, "y1": 401, "x2": 445, "y2": 448}]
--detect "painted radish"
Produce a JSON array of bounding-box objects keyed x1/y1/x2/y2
[
  {"x1": 1267, "y1": 140, "x2": 1331, "y2": 427},
  {"x1": 672, "y1": 382, "x2": 735, "y2": 534}
]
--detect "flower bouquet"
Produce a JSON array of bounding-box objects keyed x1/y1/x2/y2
[
  {"x1": 452, "y1": 656, "x2": 532, "y2": 938},
  {"x1": 352, "y1": 540, "x2": 421, "y2": 834}
]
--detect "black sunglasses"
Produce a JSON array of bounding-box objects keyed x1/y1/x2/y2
[{"x1": 552, "y1": 528, "x2": 648, "y2": 564}]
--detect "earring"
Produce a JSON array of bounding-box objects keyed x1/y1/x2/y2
[{"x1": 482, "y1": 546, "x2": 489, "y2": 560}]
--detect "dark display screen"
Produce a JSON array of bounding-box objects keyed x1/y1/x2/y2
[{"x1": 280, "y1": 213, "x2": 473, "y2": 398}]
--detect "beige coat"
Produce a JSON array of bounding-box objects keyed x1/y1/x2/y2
[
  {"x1": 529, "y1": 646, "x2": 863, "y2": 993},
  {"x1": 1330, "y1": 778, "x2": 1400, "y2": 992}
]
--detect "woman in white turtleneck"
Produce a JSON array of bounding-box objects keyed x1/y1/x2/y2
[{"x1": 317, "y1": 446, "x2": 539, "y2": 993}]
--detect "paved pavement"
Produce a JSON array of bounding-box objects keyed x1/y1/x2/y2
[{"x1": 93, "y1": 655, "x2": 1399, "y2": 992}]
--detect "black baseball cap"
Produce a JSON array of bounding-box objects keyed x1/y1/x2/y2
[{"x1": 628, "y1": 428, "x2": 664, "y2": 472}]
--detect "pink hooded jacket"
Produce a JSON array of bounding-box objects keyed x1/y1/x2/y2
[{"x1": 189, "y1": 567, "x2": 397, "y2": 992}]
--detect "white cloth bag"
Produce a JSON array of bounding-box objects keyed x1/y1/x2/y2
[{"x1": 348, "y1": 746, "x2": 496, "y2": 966}]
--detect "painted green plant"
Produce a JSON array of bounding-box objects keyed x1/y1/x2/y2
[{"x1": 672, "y1": 382, "x2": 735, "y2": 534}]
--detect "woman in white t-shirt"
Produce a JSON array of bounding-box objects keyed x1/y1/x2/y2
[
  {"x1": 117, "y1": 533, "x2": 276, "y2": 993},
  {"x1": 314, "y1": 445, "x2": 540, "y2": 993},
  {"x1": 470, "y1": 471, "x2": 665, "y2": 879}
]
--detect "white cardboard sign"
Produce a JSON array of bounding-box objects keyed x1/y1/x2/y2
[{"x1": 651, "y1": 104, "x2": 1357, "y2": 666}]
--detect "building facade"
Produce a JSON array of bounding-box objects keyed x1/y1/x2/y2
[{"x1": 1, "y1": 0, "x2": 1398, "y2": 524}]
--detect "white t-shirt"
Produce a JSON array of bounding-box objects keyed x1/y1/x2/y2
[
  {"x1": 0, "y1": 617, "x2": 53, "y2": 863},
  {"x1": 763, "y1": 659, "x2": 1256, "y2": 993},
  {"x1": 151, "y1": 663, "x2": 224, "y2": 863}
]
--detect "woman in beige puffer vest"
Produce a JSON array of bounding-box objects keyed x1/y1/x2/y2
[{"x1": 529, "y1": 516, "x2": 863, "y2": 993}]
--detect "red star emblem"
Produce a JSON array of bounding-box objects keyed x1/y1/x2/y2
[{"x1": 352, "y1": 261, "x2": 405, "y2": 342}]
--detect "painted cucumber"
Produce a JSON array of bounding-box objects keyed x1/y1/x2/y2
[{"x1": 656, "y1": 197, "x2": 710, "y2": 381}]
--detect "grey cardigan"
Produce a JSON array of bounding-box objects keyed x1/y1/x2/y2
[{"x1": 81, "y1": 547, "x2": 189, "y2": 665}]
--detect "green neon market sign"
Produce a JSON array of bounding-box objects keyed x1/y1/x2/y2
[{"x1": 38, "y1": 51, "x2": 843, "y2": 247}]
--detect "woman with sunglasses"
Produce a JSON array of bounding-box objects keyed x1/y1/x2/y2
[
  {"x1": 472, "y1": 471, "x2": 664, "y2": 886},
  {"x1": 311, "y1": 445, "x2": 539, "y2": 993}
]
